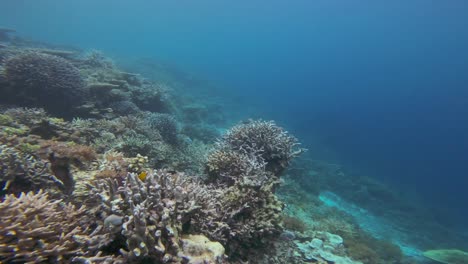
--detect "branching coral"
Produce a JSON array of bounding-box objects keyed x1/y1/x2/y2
[
  {"x1": 206, "y1": 120, "x2": 305, "y2": 185},
  {"x1": 0, "y1": 190, "x2": 89, "y2": 263},
  {"x1": 193, "y1": 177, "x2": 284, "y2": 259},
  {"x1": 87, "y1": 170, "x2": 223, "y2": 263},
  {"x1": 222, "y1": 120, "x2": 305, "y2": 175},
  {"x1": 206, "y1": 146, "x2": 266, "y2": 184},
  {"x1": 199, "y1": 120, "x2": 306, "y2": 259},
  {"x1": 3, "y1": 51, "x2": 87, "y2": 116}
]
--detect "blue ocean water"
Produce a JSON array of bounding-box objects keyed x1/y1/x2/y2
[{"x1": 2, "y1": 0, "x2": 468, "y2": 253}]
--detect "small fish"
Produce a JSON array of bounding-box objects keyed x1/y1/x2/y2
[
  {"x1": 138, "y1": 171, "x2": 148, "y2": 181},
  {"x1": 104, "y1": 214, "x2": 123, "y2": 227}
]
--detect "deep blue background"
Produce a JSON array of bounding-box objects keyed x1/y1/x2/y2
[{"x1": 1, "y1": 0, "x2": 468, "y2": 225}]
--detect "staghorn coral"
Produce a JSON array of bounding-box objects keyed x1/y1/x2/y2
[
  {"x1": 221, "y1": 120, "x2": 305, "y2": 176},
  {"x1": 0, "y1": 108, "x2": 79, "y2": 142},
  {"x1": 0, "y1": 190, "x2": 89, "y2": 263},
  {"x1": 3, "y1": 51, "x2": 87, "y2": 117},
  {"x1": 205, "y1": 146, "x2": 266, "y2": 184},
  {"x1": 206, "y1": 120, "x2": 304, "y2": 185},
  {"x1": 80, "y1": 49, "x2": 115, "y2": 69},
  {"x1": 87, "y1": 170, "x2": 223, "y2": 263},
  {"x1": 94, "y1": 151, "x2": 129, "y2": 179},
  {"x1": 181, "y1": 123, "x2": 221, "y2": 143},
  {"x1": 117, "y1": 133, "x2": 153, "y2": 157}
]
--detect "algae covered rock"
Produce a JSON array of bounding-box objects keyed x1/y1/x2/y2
[{"x1": 423, "y1": 249, "x2": 468, "y2": 264}]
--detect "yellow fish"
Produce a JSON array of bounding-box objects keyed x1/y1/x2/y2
[{"x1": 138, "y1": 171, "x2": 148, "y2": 181}]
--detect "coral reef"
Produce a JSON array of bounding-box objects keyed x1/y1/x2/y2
[{"x1": 0, "y1": 33, "x2": 434, "y2": 264}]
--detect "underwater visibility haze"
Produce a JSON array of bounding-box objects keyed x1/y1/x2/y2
[{"x1": 0, "y1": 1, "x2": 468, "y2": 263}]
